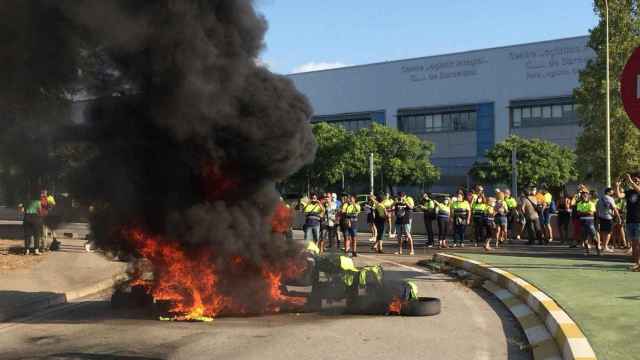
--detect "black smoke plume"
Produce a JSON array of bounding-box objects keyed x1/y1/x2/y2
[{"x1": 1, "y1": 1, "x2": 316, "y2": 265}]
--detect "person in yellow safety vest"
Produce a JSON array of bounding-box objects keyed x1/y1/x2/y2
[
  {"x1": 576, "y1": 190, "x2": 599, "y2": 255},
  {"x1": 503, "y1": 189, "x2": 519, "y2": 241},
  {"x1": 494, "y1": 192, "x2": 509, "y2": 247},
  {"x1": 342, "y1": 195, "x2": 361, "y2": 257},
  {"x1": 418, "y1": 193, "x2": 436, "y2": 247},
  {"x1": 539, "y1": 185, "x2": 554, "y2": 243},
  {"x1": 381, "y1": 193, "x2": 395, "y2": 240},
  {"x1": 372, "y1": 194, "x2": 387, "y2": 253},
  {"x1": 337, "y1": 193, "x2": 350, "y2": 250},
  {"x1": 451, "y1": 190, "x2": 471, "y2": 247},
  {"x1": 303, "y1": 193, "x2": 325, "y2": 244},
  {"x1": 471, "y1": 195, "x2": 488, "y2": 247},
  {"x1": 484, "y1": 197, "x2": 497, "y2": 251},
  {"x1": 394, "y1": 192, "x2": 415, "y2": 255},
  {"x1": 432, "y1": 196, "x2": 451, "y2": 248}
]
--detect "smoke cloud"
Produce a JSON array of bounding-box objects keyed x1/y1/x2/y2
[{"x1": 1, "y1": 1, "x2": 316, "y2": 265}]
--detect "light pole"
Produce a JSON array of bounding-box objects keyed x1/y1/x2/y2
[{"x1": 605, "y1": 0, "x2": 612, "y2": 187}]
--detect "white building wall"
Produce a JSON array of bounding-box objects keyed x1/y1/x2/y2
[{"x1": 288, "y1": 35, "x2": 594, "y2": 144}]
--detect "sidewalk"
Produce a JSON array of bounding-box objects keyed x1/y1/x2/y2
[{"x1": 0, "y1": 236, "x2": 127, "y2": 322}]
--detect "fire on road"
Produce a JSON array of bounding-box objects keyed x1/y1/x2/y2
[{"x1": 0, "y1": 255, "x2": 531, "y2": 360}]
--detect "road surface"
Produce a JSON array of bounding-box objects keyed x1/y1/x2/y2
[{"x1": 0, "y1": 252, "x2": 530, "y2": 360}]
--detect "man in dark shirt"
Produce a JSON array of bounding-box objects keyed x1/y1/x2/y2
[{"x1": 615, "y1": 173, "x2": 640, "y2": 271}]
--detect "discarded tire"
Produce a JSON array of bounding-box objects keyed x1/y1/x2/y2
[{"x1": 401, "y1": 297, "x2": 441, "y2": 316}]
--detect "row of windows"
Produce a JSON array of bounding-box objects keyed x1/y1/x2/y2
[
  {"x1": 399, "y1": 111, "x2": 477, "y2": 134},
  {"x1": 511, "y1": 103, "x2": 578, "y2": 128},
  {"x1": 310, "y1": 118, "x2": 373, "y2": 131}
]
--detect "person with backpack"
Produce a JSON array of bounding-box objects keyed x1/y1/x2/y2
[{"x1": 520, "y1": 186, "x2": 543, "y2": 245}]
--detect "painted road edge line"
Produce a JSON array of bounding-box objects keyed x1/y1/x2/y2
[
  {"x1": 433, "y1": 253, "x2": 597, "y2": 360},
  {"x1": 483, "y1": 280, "x2": 561, "y2": 360}
]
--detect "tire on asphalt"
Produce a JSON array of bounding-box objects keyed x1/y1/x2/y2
[{"x1": 401, "y1": 297, "x2": 441, "y2": 316}]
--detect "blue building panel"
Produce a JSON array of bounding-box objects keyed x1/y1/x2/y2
[{"x1": 475, "y1": 103, "x2": 495, "y2": 158}]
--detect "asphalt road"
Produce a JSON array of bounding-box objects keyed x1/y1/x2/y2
[{"x1": 0, "y1": 251, "x2": 531, "y2": 360}]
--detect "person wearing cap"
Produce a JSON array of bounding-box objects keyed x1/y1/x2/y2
[
  {"x1": 576, "y1": 189, "x2": 600, "y2": 255},
  {"x1": 597, "y1": 187, "x2": 620, "y2": 253}
]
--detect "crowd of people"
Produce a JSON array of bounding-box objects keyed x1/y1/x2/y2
[
  {"x1": 19, "y1": 190, "x2": 56, "y2": 255},
  {"x1": 297, "y1": 172, "x2": 640, "y2": 271}
]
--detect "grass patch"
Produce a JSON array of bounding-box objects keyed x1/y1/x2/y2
[{"x1": 449, "y1": 253, "x2": 639, "y2": 360}]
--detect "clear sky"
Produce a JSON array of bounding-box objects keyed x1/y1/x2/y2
[{"x1": 255, "y1": 0, "x2": 600, "y2": 74}]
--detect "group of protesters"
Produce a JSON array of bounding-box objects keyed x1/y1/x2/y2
[
  {"x1": 297, "y1": 172, "x2": 640, "y2": 271},
  {"x1": 19, "y1": 190, "x2": 56, "y2": 255}
]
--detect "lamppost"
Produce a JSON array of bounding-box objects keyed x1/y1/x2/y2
[{"x1": 605, "y1": 0, "x2": 612, "y2": 187}]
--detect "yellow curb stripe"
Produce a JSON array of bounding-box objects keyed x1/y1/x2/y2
[{"x1": 435, "y1": 253, "x2": 598, "y2": 360}]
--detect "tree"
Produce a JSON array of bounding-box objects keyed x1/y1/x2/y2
[
  {"x1": 469, "y1": 135, "x2": 577, "y2": 190},
  {"x1": 351, "y1": 123, "x2": 440, "y2": 193},
  {"x1": 285, "y1": 122, "x2": 352, "y2": 193},
  {"x1": 574, "y1": 0, "x2": 640, "y2": 183},
  {"x1": 285, "y1": 123, "x2": 440, "y2": 194},
  {"x1": 0, "y1": 1, "x2": 90, "y2": 203}
]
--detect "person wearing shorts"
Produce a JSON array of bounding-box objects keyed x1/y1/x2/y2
[
  {"x1": 597, "y1": 187, "x2": 619, "y2": 252},
  {"x1": 393, "y1": 192, "x2": 414, "y2": 255},
  {"x1": 494, "y1": 192, "x2": 509, "y2": 247},
  {"x1": 343, "y1": 195, "x2": 361, "y2": 257}
]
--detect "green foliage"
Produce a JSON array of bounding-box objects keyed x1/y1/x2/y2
[
  {"x1": 574, "y1": 0, "x2": 640, "y2": 183},
  {"x1": 352, "y1": 123, "x2": 439, "y2": 192},
  {"x1": 286, "y1": 123, "x2": 439, "y2": 193},
  {"x1": 469, "y1": 135, "x2": 577, "y2": 189},
  {"x1": 286, "y1": 122, "x2": 350, "y2": 193}
]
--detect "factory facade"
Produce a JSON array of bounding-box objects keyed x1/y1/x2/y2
[{"x1": 288, "y1": 36, "x2": 595, "y2": 192}]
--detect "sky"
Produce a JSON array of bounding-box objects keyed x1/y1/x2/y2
[{"x1": 255, "y1": 0, "x2": 600, "y2": 74}]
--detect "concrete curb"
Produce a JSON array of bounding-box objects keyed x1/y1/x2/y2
[
  {"x1": 433, "y1": 253, "x2": 597, "y2": 360},
  {"x1": 0, "y1": 272, "x2": 128, "y2": 322}
]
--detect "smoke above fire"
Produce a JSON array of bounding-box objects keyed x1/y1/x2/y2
[{"x1": 1, "y1": 1, "x2": 316, "y2": 316}]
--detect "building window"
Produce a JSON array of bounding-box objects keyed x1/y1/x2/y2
[
  {"x1": 399, "y1": 110, "x2": 476, "y2": 134},
  {"x1": 510, "y1": 100, "x2": 578, "y2": 128}
]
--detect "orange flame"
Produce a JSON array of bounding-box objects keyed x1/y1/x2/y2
[
  {"x1": 271, "y1": 201, "x2": 293, "y2": 234},
  {"x1": 388, "y1": 296, "x2": 403, "y2": 315},
  {"x1": 125, "y1": 228, "x2": 305, "y2": 320}
]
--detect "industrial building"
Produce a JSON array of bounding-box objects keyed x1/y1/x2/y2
[{"x1": 288, "y1": 36, "x2": 595, "y2": 192}]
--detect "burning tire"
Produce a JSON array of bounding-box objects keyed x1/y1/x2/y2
[{"x1": 401, "y1": 297, "x2": 441, "y2": 316}]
